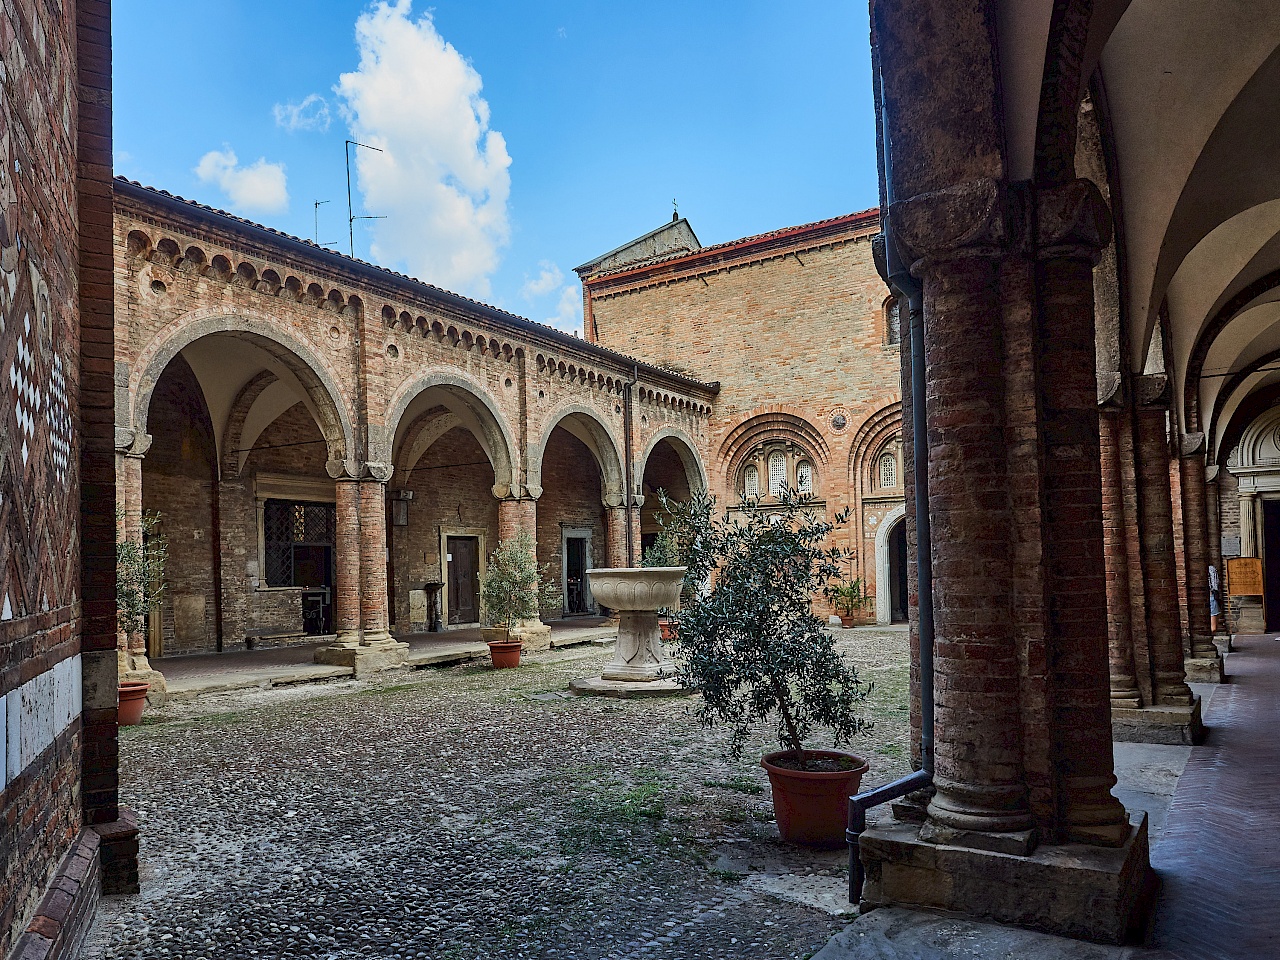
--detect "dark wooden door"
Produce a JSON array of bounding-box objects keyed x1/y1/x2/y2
[
  {"x1": 890, "y1": 521, "x2": 908, "y2": 623},
  {"x1": 448, "y1": 537, "x2": 480, "y2": 625},
  {"x1": 566, "y1": 537, "x2": 588, "y2": 614},
  {"x1": 1265, "y1": 501, "x2": 1280, "y2": 631}
]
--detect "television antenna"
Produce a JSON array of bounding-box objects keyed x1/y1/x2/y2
[
  {"x1": 345, "y1": 140, "x2": 387, "y2": 258},
  {"x1": 313, "y1": 200, "x2": 338, "y2": 247}
]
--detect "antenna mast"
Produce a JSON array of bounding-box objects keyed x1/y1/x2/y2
[{"x1": 345, "y1": 139, "x2": 387, "y2": 258}]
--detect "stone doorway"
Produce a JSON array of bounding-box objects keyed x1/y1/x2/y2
[
  {"x1": 889, "y1": 518, "x2": 908, "y2": 623},
  {"x1": 446, "y1": 536, "x2": 481, "y2": 626},
  {"x1": 562, "y1": 527, "x2": 594, "y2": 616}
]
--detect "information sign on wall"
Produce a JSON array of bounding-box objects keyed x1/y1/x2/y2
[{"x1": 1227, "y1": 557, "x2": 1265, "y2": 597}]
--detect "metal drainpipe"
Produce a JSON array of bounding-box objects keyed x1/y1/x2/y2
[
  {"x1": 623, "y1": 365, "x2": 639, "y2": 567},
  {"x1": 847, "y1": 62, "x2": 936, "y2": 906}
]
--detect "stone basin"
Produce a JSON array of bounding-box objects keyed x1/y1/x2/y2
[{"x1": 586, "y1": 567, "x2": 685, "y2": 612}]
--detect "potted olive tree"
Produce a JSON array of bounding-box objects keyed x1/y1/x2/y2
[
  {"x1": 116, "y1": 509, "x2": 167, "y2": 724},
  {"x1": 642, "y1": 528, "x2": 683, "y2": 641},
  {"x1": 480, "y1": 531, "x2": 560, "y2": 669},
  {"x1": 831, "y1": 577, "x2": 871, "y2": 628},
  {"x1": 662, "y1": 487, "x2": 872, "y2": 846}
]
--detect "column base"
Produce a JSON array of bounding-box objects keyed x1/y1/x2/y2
[
  {"x1": 858, "y1": 816, "x2": 1154, "y2": 945},
  {"x1": 94, "y1": 808, "x2": 141, "y2": 896},
  {"x1": 314, "y1": 641, "x2": 409, "y2": 676},
  {"x1": 482, "y1": 620, "x2": 553, "y2": 651},
  {"x1": 1111, "y1": 697, "x2": 1204, "y2": 745},
  {"x1": 600, "y1": 659, "x2": 675, "y2": 682},
  {"x1": 1184, "y1": 654, "x2": 1224, "y2": 684}
]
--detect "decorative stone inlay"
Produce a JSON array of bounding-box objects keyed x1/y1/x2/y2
[{"x1": 587, "y1": 567, "x2": 684, "y2": 682}]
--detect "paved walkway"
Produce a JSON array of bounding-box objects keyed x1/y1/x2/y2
[
  {"x1": 157, "y1": 617, "x2": 615, "y2": 699},
  {"x1": 1149, "y1": 633, "x2": 1280, "y2": 959}
]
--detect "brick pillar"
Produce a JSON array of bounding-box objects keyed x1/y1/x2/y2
[
  {"x1": 1100, "y1": 408, "x2": 1140, "y2": 707},
  {"x1": 605, "y1": 506, "x2": 629, "y2": 568},
  {"x1": 1206, "y1": 470, "x2": 1223, "y2": 586},
  {"x1": 359, "y1": 480, "x2": 392, "y2": 645},
  {"x1": 334, "y1": 480, "x2": 361, "y2": 646},
  {"x1": 1035, "y1": 239, "x2": 1129, "y2": 846},
  {"x1": 115, "y1": 452, "x2": 145, "y2": 657},
  {"x1": 1134, "y1": 404, "x2": 1195, "y2": 705},
  {"x1": 1179, "y1": 447, "x2": 1216, "y2": 659},
  {"x1": 912, "y1": 246, "x2": 1034, "y2": 845},
  {"x1": 1118, "y1": 405, "x2": 1155, "y2": 707},
  {"x1": 498, "y1": 497, "x2": 537, "y2": 543}
]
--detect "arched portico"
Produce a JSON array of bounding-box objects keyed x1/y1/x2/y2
[
  {"x1": 527, "y1": 404, "x2": 626, "y2": 505},
  {"x1": 638, "y1": 427, "x2": 708, "y2": 496}
]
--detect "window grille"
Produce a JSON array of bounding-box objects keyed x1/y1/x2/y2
[
  {"x1": 797, "y1": 461, "x2": 813, "y2": 494},
  {"x1": 768, "y1": 451, "x2": 786, "y2": 497},
  {"x1": 879, "y1": 452, "x2": 898, "y2": 489},
  {"x1": 263, "y1": 499, "x2": 336, "y2": 586},
  {"x1": 743, "y1": 464, "x2": 759, "y2": 498}
]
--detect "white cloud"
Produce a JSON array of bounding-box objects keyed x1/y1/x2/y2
[
  {"x1": 194, "y1": 148, "x2": 289, "y2": 214},
  {"x1": 273, "y1": 94, "x2": 332, "y2": 133},
  {"x1": 336, "y1": 0, "x2": 511, "y2": 296},
  {"x1": 548, "y1": 284, "x2": 583, "y2": 333},
  {"x1": 521, "y1": 260, "x2": 563, "y2": 299}
]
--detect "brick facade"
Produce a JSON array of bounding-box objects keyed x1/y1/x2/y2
[{"x1": 579, "y1": 212, "x2": 905, "y2": 620}]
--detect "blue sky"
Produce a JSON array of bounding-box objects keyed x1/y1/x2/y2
[{"x1": 113, "y1": 1, "x2": 878, "y2": 332}]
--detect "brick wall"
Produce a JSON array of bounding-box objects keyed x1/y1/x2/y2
[
  {"x1": 582, "y1": 214, "x2": 904, "y2": 612},
  {"x1": 537, "y1": 429, "x2": 607, "y2": 613}
]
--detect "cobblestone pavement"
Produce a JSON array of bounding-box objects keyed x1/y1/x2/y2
[{"x1": 85, "y1": 628, "x2": 911, "y2": 960}]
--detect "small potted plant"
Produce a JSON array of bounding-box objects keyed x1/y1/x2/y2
[
  {"x1": 479, "y1": 531, "x2": 560, "y2": 669},
  {"x1": 116, "y1": 509, "x2": 167, "y2": 722},
  {"x1": 831, "y1": 577, "x2": 870, "y2": 628},
  {"x1": 642, "y1": 528, "x2": 683, "y2": 641},
  {"x1": 666, "y1": 487, "x2": 872, "y2": 846}
]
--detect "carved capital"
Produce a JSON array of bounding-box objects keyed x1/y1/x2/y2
[
  {"x1": 1206, "y1": 464, "x2": 1220, "y2": 483},
  {"x1": 889, "y1": 177, "x2": 1008, "y2": 275},
  {"x1": 1033, "y1": 179, "x2": 1112, "y2": 264},
  {"x1": 326, "y1": 459, "x2": 362, "y2": 481},
  {"x1": 364, "y1": 462, "x2": 394, "y2": 483},
  {"x1": 1180, "y1": 432, "x2": 1206, "y2": 458},
  {"x1": 1135, "y1": 374, "x2": 1170, "y2": 408},
  {"x1": 1096, "y1": 372, "x2": 1123, "y2": 408}
]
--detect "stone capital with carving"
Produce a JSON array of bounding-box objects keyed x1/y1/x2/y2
[
  {"x1": 889, "y1": 177, "x2": 1008, "y2": 276},
  {"x1": 1135, "y1": 374, "x2": 1170, "y2": 408},
  {"x1": 1033, "y1": 179, "x2": 1112, "y2": 264},
  {"x1": 326, "y1": 459, "x2": 363, "y2": 481},
  {"x1": 1180, "y1": 432, "x2": 1206, "y2": 458},
  {"x1": 364, "y1": 462, "x2": 394, "y2": 483},
  {"x1": 1096, "y1": 372, "x2": 1124, "y2": 408}
]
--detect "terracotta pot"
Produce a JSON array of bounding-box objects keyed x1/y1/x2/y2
[
  {"x1": 487, "y1": 639, "x2": 522, "y2": 669},
  {"x1": 838, "y1": 615, "x2": 858, "y2": 628},
  {"x1": 117, "y1": 681, "x2": 151, "y2": 726},
  {"x1": 761, "y1": 749, "x2": 870, "y2": 847},
  {"x1": 659, "y1": 617, "x2": 678, "y2": 642}
]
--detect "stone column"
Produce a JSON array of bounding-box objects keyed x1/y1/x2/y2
[
  {"x1": 332, "y1": 479, "x2": 362, "y2": 647},
  {"x1": 1179, "y1": 441, "x2": 1223, "y2": 681},
  {"x1": 896, "y1": 187, "x2": 1035, "y2": 851},
  {"x1": 1100, "y1": 407, "x2": 1140, "y2": 707},
  {"x1": 358, "y1": 480, "x2": 393, "y2": 646},
  {"x1": 1134, "y1": 397, "x2": 1196, "y2": 707},
  {"x1": 1034, "y1": 184, "x2": 1129, "y2": 846}
]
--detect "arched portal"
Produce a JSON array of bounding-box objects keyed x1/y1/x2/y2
[
  {"x1": 533, "y1": 407, "x2": 626, "y2": 616},
  {"x1": 875, "y1": 503, "x2": 908, "y2": 625},
  {"x1": 638, "y1": 430, "x2": 707, "y2": 558},
  {"x1": 131, "y1": 326, "x2": 354, "y2": 654}
]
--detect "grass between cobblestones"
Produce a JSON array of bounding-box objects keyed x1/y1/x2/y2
[{"x1": 85, "y1": 628, "x2": 910, "y2": 960}]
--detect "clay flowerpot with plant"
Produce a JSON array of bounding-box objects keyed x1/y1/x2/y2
[
  {"x1": 831, "y1": 578, "x2": 871, "y2": 628},
  {"x1": 479, "y1": 531, "x2": 560, "y2": 669},
  {"x1": 116, "y1": 509, "x2": 167, "y2": 720},
  {"x1": 642, "y1": 528, "x2": 685, "y2": 641},
  {"x1": 659, "y1": 487, "x2": 872, "y2": 847}
]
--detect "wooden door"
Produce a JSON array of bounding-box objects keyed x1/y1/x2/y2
[
  {"x1": 448, "y1": 536, "x2": 480, "y2": 625},
  {"x1": 566, "y1": 537, "x2": 588, "y2": 614}
]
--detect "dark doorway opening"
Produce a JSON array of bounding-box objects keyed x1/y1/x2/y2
[
  {"x1": 447, "y1": 536, "x2": 480, "y2": 625},
  {"x1": 263, "y1": 499, "x2": 336, "y2": 635},
  {"x1": 889, "y1": 519, "x2": 908, "y2": 624},
  {"x1": 1264, "y1": 501, "x2": 1280, "y2": 631},
  {"x1": 565, "y1": 536, "x2": 589, "y2": 615}
]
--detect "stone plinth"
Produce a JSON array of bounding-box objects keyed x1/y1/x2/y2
[
  {"x1": 587, "y1": 567, "x2": 683, "y2": 682},
  {"x1": 482, "y1": 620, "x2": 552, "y2": 651},
  {"x1": 858, "y1": 817, "x2": 1154, "y2": 945},
  {"x1": 569, "y1": 676, "x2": 690, "y2": 698},
  {"x1": 1184, "y1": 655, "x2": 1224, "y2": 684},
  {"x1": 1111, "y1": 697, "x2": 1204, "y2": 745},
  {"x1": 314, "y1": 640, "x2": 409, "y2": 676}
]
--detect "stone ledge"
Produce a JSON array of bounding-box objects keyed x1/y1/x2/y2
[
  {"x1": 314, "y1": 641, "x2": 409, "y2": 676},
  {"x1": 1184, "y1": 656, "x2": 1224, "y2": 684},
  {"x1": 858, "y1": 817, "x2": 1154, "y2": 945},
  {"x1": 1112, "y1": 698, "x2": 1204, "y2": 745},
  {"x1": 569, "y1": 676, "x2": 691, "y2": 698}
]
